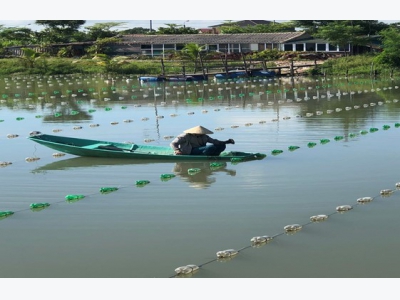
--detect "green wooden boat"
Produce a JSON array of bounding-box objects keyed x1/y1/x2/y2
[{"x1": 28, "y1": 133, "x2": 266, "y2": 162}]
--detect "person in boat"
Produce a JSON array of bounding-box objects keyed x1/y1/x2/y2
[{"x1": 170, "y1": 125, "x2": 235, "y2": 156}]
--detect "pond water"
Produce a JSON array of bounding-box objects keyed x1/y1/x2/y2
[{"x1": 1, "y1": 73, "x2": 400, "y2": 281}]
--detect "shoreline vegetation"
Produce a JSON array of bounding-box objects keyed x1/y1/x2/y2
[
  {"x1": 0, "y1": 53, "x2": 398, "y2": 78},
  {"x1": 2, "y1": 20, "x2": 400, "y2": 78}
]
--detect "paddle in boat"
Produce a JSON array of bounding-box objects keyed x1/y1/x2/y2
[{"x1": 27, "y1": 132, "x2": 266, "y2": 162}]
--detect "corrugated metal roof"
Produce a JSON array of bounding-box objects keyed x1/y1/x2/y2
[{"x1": 119, "y1": 32, "x2": 309, "y2": 45}]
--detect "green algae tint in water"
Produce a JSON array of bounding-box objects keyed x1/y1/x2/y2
[{"x1": 2, "y1": 75, "x2": 400, "y2": 278}]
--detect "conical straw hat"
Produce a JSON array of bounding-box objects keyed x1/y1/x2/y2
[{"x1": 184, "y1": 125, "x2": 213, "y2": 134}]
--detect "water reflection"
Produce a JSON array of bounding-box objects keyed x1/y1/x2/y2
[
  {"x1": 32, "y1": 158, "x2": 237, "y2": 189},
  {"x1": 31, "y1": 156, "x2": 174, "y2": 172},
  {"x1": 172, "y1": 161, "x2": 236, "y2": 189}
]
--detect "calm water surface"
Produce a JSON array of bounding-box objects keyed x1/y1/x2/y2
[{"x1": 1, "y1": 74, "x2": 400, "y2": 278}]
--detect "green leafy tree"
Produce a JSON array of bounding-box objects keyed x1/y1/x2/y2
[
  {"x1": 315, "y1": 21, "x2": 366, "y2": 56},
  {"x1": 119, "y1": 27, "x2": 151, "y2": 34},
  {"x1": 156, "y1": 24, "x2": 198, "y2": 34},
  {"x1": 375, "y1": 27, "x2": 400, "y2": 70},
  {"x1": 0, "y1": 27, "x2": 36, "y2": 45},
  {"x1": 85, "y1": 22, "x2": 126, "y2": 40},
  {"x1": 293, "y1": 21, "x2": 335, "y2": 34},
  {"x1": 293, "y1": 20, "x2": 389, "y2": 36},
  {"x1": 220, "y1": 21, "x2": 296, "y2": 34},
  {"x1": 86, "y1": 37, "x2": 121, "y2": 56},
  {"x1": 34, "y1": 20, "x2": 86, "y2": 43}
]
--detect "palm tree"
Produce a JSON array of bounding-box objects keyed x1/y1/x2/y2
[{"x1": 180, "y1": 43, "x2": 207, "y2": 73}]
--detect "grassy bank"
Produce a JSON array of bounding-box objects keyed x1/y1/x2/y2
[
  {"x1": 318, "y1": 54, "x2": 399, "y2": 77},
  {"x1": 0, "y1": 54, "x2": 398, "y2": 77}
]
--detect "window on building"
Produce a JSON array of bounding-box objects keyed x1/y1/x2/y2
[
  {"x1": 152, "y1": 50, "x2": 163, "y2": 56},
  {"x1": 208, "y1": 44, "x2": 218, "y2": 51},
  {"x1": 295, "y1": 44, "x2": 304, "y2": 51},
  {"x1": 317, "y1": 44, "x2": 326, "y2": 51},
  {"x1": 164, "y1": 44, "x2": 175, "y2": 50},
  {"x1": 230, "y1": 43, "x2": 241, "y2": 53},
  {"x1": 219, "y1": 44, "x2": 228, "y2": 52},
  {"x1": 240, "y1": 44, "x2": 251, "y2": 52},
  {"x1": 306, "y1": 43, "x2": 316, "y2": 51},
  {"x1": 141, "y1": 45, "x2": 151, "y2": 49},
  {"x1": 328, "y1": 44, "x2": 337, "y2": 51},
  {"x1": 284, "y1": 44, "x2": 293, "y2": 51}
]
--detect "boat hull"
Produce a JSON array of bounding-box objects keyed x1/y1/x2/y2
[{"x1": 28, "y1": 134, "x2": 266, "y2": 162}]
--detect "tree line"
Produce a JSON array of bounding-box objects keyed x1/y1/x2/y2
[{"x1": 1, "y1": 20, "x2": 400, "y2": 69}]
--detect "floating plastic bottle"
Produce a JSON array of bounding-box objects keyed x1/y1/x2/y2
[
  {"x1": 188, "y1": 168, "x2": 201, "y2": 175},
  {"x1": 336, "y1": 205, "x2": 352, "y2": 212},
  {"x1": 30, "y1": 203, "x2": 50, "y2": 209},
  {"x1": 395, "y1": 123, "x2": 400, "y2": 128},
  {"x1": 348, "y1": 133, "x2": 357, "y2": 138},
  {"x1": 360, "y1": 130, "x2": 368, "y2": 135},
  {"x1": 288, "y1": 146, "x2": 300, "y2": 151},
  {"x1": 100, "y1": 187, "x2": 118, "y2": 194},
  {"x1": 25, "y1": 157, "x2": 40, "y2": 162},
  {"x1": 65, "y1": 194, "x2": 85, "y2": 201},
  {"x1": 383, "y1": 125, "x2": 390, "y2": 130},
  {"x1": 0, "y1": 211, "x2": 14, "y2": 218},
  {"x1": 210, "y1": 162, "x2": 225, "y2": 170},
  {"x1": 160, "y1": 174, "x2": 176, "y2": 181},
  {"x1": 174, "y1": 264, "x2": 199, "y2": 275},
  {"x1": 16, "y1": 117, "x2": 24, "y2": 121},
  {"x1": 52, "y1": 152, "x2": 65, "y2": 157},
  {"x1": 0, "y1": 161, "x2": 12, "y2": 167},
  {"x1": 271, "y1": 149, "x2": 283, "y2": 155},
  {"x1": 307, "y1": 142, "x2": 317, "y2": 148},
  {"x1": 250, "y1": 235, "x2": 272, "y2": 245},
  {"x1": 369, "y1": 127, "x2": 379, "y2": 133},
  {"x1": 357, "y1": 197, "x2": 373, "y2": 204},
  {"x1": 334, "y1": 136, "x2": 344, "y2": 141},
  {"x1": 284, "y1": 224, "x2": 302, "y2": 232},
  {"x1": 310, "y1": 215, "x2": 328, "y2": 222},
  {"x1": 380, "y1": 189, "x2": 393, "y2": 196},
  {"x1": 7, "y1": 134, "x2": 19, "y2": 139},
  {"x1": 136, "y1": 180, "x2": 150, "y2": 186},
  {"x1": 216, "y1": 249, "x2": 238, "y2": 258},
  {"x1": 320, "y1": 139, "x2": 330, "y2": 144}
]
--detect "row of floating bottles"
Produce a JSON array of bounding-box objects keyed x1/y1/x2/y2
[
  {"x1": 0, "y1": 164, "x2": 231, "y2": 217},
  {"x1": 1, "y1": 123, "x2": 398, "y2": 167},
  {"x1": 268, "y1": 124, "x2": 400, "y2": 156},
  {"x1": 3, "y1": 102, "x2": 400, "y2": 147},
  {"x1": 1, "y1": 79, "x2": 398, "y2": 101},
  {"x1": 173, "y1": 184, "x2": 399, "y2": 277}
]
